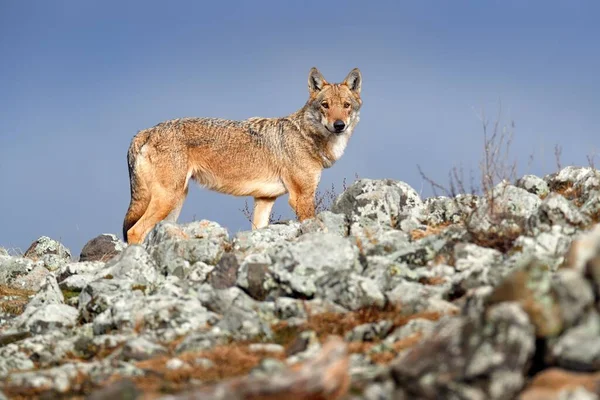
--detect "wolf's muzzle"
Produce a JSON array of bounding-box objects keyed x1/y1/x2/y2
[{"x1": 333, "y1": 120, "x2": 346, "y2": 133}]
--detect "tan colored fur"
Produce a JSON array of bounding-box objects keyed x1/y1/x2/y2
[{"x1": 123, "y1": 67, "x2": 363, "y2": 244}]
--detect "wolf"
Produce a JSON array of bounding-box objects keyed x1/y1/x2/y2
[{"x1": 123, "y1": 67, "x2": 362, "y2": 244}]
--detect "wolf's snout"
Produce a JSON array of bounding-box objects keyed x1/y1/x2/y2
[{"x1": 333, "y1": 120, "x2": 346, "y2": 133}]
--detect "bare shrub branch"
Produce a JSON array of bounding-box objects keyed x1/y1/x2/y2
[
  {"x1": 418, "y1": 104, "x2": 517, "y2": 201},
  {"x1": 587, "y1": 149, "x2": 598, "y2": 170},
  {"x1": 555, "y1": 144, "x2": 563, "y2": 171}
]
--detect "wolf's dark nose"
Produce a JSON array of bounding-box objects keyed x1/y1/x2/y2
[{"x1": 333, "y1": 120, "x2": 345, "y2": 132}]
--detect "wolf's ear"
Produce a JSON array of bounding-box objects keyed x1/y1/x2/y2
[
  {"x1": 343, "y1": 68, "x2": 362, "y2": 94},
  {"x1": 308, "y1": 67, "x2": 327, "y2": 94}
]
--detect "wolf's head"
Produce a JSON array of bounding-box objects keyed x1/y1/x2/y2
[{"x1": 304, "y1": 67, "x2": 362, "y2": 136}]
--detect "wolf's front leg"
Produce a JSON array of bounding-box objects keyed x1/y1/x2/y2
[
  {"x1": 289, "y1": 193, "x2": 316, "y2": 221},
  {"x1": 285, "y1": 171, "x2": 320, "y2": 222}
]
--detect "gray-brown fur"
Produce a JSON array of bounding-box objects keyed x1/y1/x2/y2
[{"x1": 123, "y1": 67, "x2": 363, "y2": 244}]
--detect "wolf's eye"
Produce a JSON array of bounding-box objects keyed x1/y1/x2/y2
[
  {"x1": 321, "y1": 102, "x2": 329, "y2": 109},
  {"x1": 343, "y1": 102, "x2": 351, "y2": 109}
]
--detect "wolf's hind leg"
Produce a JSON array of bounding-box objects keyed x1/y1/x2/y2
[{"x1": 126, "y1": 187, "x2": 185, "y2": 244}]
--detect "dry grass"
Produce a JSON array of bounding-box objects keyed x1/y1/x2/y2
[
  {"x1": 272, "y1": 304, "x2": 445, "y2": 366},
  {"x1": 0, "y1": 285, "x2": 35, "y2": 316},
  {"x1": 419, "y1": 276, "x2": 447, "y2": 286},
  {"x1": 131, "y1": 343, "x2": 286, "y2": 395},
  {"x1": 307, "y1": 307, "x2": 442, "y2": 339},
  {"x1": 4, "y1": 370, "x2": 92, "y2": 399},
  {"x1": 410, "y1": 222, "x2": 452, "y2": 241},
  {"x1": 1, "y1": 303, "x2": 448, "y2": 398},
  {"x1": 469, "y1": 224, "x2": 523, "y2": 254},
  {"x1": 552, "y1": 181, "x2": 586, "y2": 206},
  {"x1": 347, "y1": 332, "x2": 423, "y2": 365}
]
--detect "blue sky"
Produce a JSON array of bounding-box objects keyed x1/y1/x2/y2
[{"x1": 1, "y1": 1, "x2": 599, "y2": 255}]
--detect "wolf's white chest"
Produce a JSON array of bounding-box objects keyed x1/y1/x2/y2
[{"x1": 328, "y1": 134, "x2": 351, "y2": 161}]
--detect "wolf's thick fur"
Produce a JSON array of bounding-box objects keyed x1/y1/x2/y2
[{"x1": 123, "y1": 67, "x2": 362, "y2": 244}]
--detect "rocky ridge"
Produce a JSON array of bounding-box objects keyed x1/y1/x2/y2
[{"x1": 1, "y1": 166, "x2": 600, "y2": 399}]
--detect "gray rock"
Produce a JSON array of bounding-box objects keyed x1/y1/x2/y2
[
  {"x1": 166, "y1": 358, "x2": 189, "y2": 370},
  {"x1": 553, "y1": 269, "x2": 595, "y2": 330},
  {"x1": 1, "y1": 331, "x2": 75, "y2": 369},
  {"x1": 79, "y1": 234, "x2": 125, "y2": 262},
  {"x1": 180, "y1": 219, "x2": 229, "y2": 241},
  {"x1": 174, "y1": 328, "x2": 229, "y2": 353},
  {"x1": 391, "y1": 303, "x2": 535, "y2": 400},
  {"x1": 419, "y1": 194, "x2": 481, "y2": 226},
  {"x1": 528, "y1": 193, "x2": 589, "y2": 235},
  {"x1": 248, "y1": 343, "x2": 284, "y2": 354},
  {"x1": 250, "y1": 358, "x2": 286, "y2": 377},
  {"x1": 78, "y1": 278, "x2": 140, "y2": 322},
  {"x1": 386, "y1": 281, "x2": 449, "y2": 314},
  {"x1": 0, "y1": 247, "x2": 7, "y2": 256},
  {"x1": 208, "y1": 252, "x2": 239, "y2": 289},
  {"x1": 580, "y1": 189, "x2": 600, "y2": 218},
  {"x1": 120, "y1": 336, "x2": 168, "y2": 361},
  {"x1": 197, "y1": 285, "x2": 271, "y2": 340},
  {"x1": 187, "y1": 261, "x2": 215, "y2": 283},
  {"x1": 87, "y1": 359, "x2": 144, "y2": 384},
  {"x1": 564, "y1": 224, "x2": 600, "y2": 273},
  {"x1": 58, "y1": 273, "x2": 96, "y2": 292},
  {"x1": 0, "y1": 345, "x2": 35, "y2": 378},
  {"x1": 92, "y1": 287, "x2": 218, "y2": 341},
  {"x1": 150, "y1": 236, "x2": 225, "y2": 276},
  {"x1": 0, "y1": 255, "x2": 49, "y2": 291},
  {"x1": 315, "y1": 270, "x2": 385, "y2": 311},
  {"x1": 512, "y1": 226, "x2": 573, "y2": 270},
  {"x1": 467, "y1": 182, "x2": 541, "y2": 246},
  {"x1": 350, "y1": 223, "x2": 410, "y2": 256},
  {"x1": 332, "y1": 179, "x2": 423, "y2": 230},
  {"x1": 455, "y1": 243, "x2": 503, "y2": 272},
  {"x1": 274, "y1": 297, "x2": 307, "y2": 320},
  {"x1": 23, "y1": 236, "x2": 71, "y2": 271},
  {"x1": 361, "y1": 380, "x2": 398, "y2": 400},
  {"x1": 546, "y1": 166, "x2": 600, "y2": 203},
  {"x1": 345, "y1": 320, "x2": 393, "y2": 342},
  {"x1": 144, "y1": 220, "x2": 229, "y2": 247},
  {"x1": 300, "y1": 211, "x2": 348, "y2": 236},
  {"x1": 384, "y1": 318, "x2": 437, "y2": 344},
  {"x1": 516, "y1": 174, "x2": 550, "y2": 197},
  {"x1": 72, "y1": 333, "x2": 132, "y2": 360},
  {"x1": 451, "y1": 243, "x2": 517, "y2": 292},
  {"x1": 348, "y1": 352, "x2": 387, "y2": 385},
  {"x1": 557, "y1": 387, "x2": 599, "y2": 400},
  {"x1": 232, "y1": 222, "x2": 301, "y2": 258},
  {"x1": 100, "y1": 245, "x2": 162, "y2": 288},
  {"x1": 4, "y1": 362, "x2": 94, "y2": 395},
  {"x1": 236, "y1": 254, "x2": 275, "y2": 301},
  {"x1": 285, "y1": 330, "x2": 321, "y2": 365},
  {"x1": 57, "y1": 261, "x2": 105, "y2": 282},
  {"x1": 86, "y1": 379, "x2": 140, "y2": 400},
  {"x1": 193, "y1": 357, "x2": 215, "y2": 369},
  {"x1": 267, "y1": 232, "x2": 362, "y2": 298},
  {"x1": 485, "y1": 256, "x2": 566, "y2": 338},
  {"x1": 391, "y1": 225, "x2": 469, "y2": 266},
  {"x1": 549, "y1": 311, "x2": 600, "y2": 371},
  {"x1": 19, "y1": 304, "x2": 78, "y2": 334},
  {"x1": 14, "y1": 274, "x2": 64, "y2": 326},
  {"x1": 362, "y1": 256, "x2": 417, "y2": 293}
]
